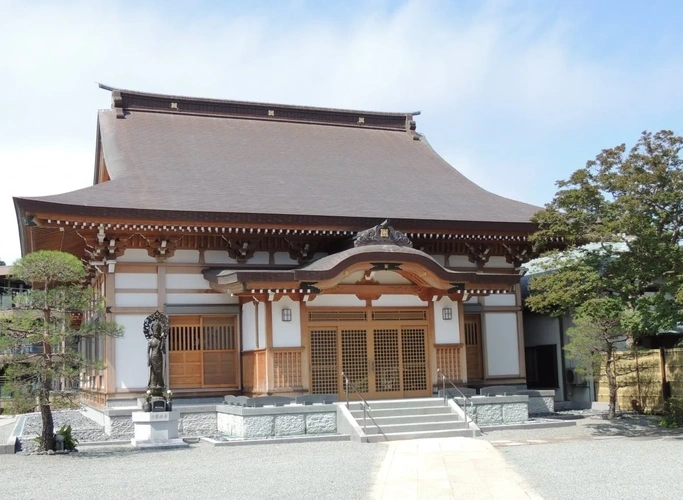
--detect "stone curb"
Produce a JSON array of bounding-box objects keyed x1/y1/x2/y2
[
  {"x1": 1, "y1": 416, "x2": 18, "y2": 454},
  {"x1": 201, "y1": 433, "x2": 350, "y2": 447},
  {"x1": 480, "y1": 420, "x2": 577, "y2": 432},
  {"x1": 4, "y1": 415, "x2": 26, "y2": 454}
]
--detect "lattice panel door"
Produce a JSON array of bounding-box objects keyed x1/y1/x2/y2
[
  {"x1": 340, "y1": 329, "x2": 369, "y2": 393},
  {"x1": 169, "y1": 317, "x2": 202, "y2": 388},
  {"x1": 465, "y1": 315, "x2": 483, "y2": 380},
  {"x1": 401, "y1": 328, "x2": 428, "y2": 392},
  {"x1": 310, "y1": 329, "x2": 339, "y2": 394},
  {"x1": 373, "y1": 329, "x2": 400, "y2": 393},
  {"x1": 202, "y1": 317, "x2": 237, "y2": 386}
]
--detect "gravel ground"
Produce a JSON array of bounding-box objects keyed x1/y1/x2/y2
[
  {"x1": 483, "y1": 411, "x2": 683, "y2": 500},
  {"x1": 22, "y1": 410, "x2": 108, "y2": 440},
  {"x1": 0, "y1": 440, "x2": 387, "y2": 500},
  {"x1": 501, "y1": 436, "x2": 683, "y2": 500}
]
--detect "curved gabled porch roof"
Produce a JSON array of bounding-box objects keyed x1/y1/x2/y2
[{"x1": 204, "y1": 244, "x2": 520, "y2": 298}]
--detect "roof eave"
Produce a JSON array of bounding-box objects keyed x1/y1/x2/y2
[{"x1": 15, "y1": 199, "x2": 538, "y2": 234}]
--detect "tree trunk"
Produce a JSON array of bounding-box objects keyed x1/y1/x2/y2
[
  {"x1": 605, "y1": 347, "x2": 618, "y2": 419},
  {"x1": 40, "y1": 304, "x2": 55, "y2": 452},
  {"x1": 39, "y1": 396, "x2": 55, "y2": 452}
]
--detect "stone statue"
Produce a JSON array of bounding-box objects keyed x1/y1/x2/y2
[{"x1": 143, "y1": 311, "x2": 169, "y2": 396}]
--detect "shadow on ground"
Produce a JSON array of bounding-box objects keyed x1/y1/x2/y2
[{"x1": 585, "y1": 414, "x2": 683, "y2": 437}]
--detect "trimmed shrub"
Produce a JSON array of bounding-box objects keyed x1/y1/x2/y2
[{"x1": 659, "y1": 398, "x2": 683, "y2": 428}]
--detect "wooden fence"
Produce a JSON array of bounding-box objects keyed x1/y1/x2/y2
[{"x1": 596, "y1": 348, "x2": 683, "y2": 412}]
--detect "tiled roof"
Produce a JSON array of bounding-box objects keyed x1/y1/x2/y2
[{"x1": 17, "y1": 87, "x2": 540, "y2": 226}]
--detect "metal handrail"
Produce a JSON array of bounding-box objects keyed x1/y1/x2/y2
[
  {"x1": 437, "y1": 368, "x2": 475, "y2": 437},
  {"x1": 341, "y1": 371, "x2": 372, "y2": 435}
]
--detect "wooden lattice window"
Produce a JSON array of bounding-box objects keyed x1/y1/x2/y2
[
  {"x1": 341, "y1": 329, "x2": 369, "y2": 393},
  {"x1": 373, "y1": 329, "x2": 400, "y2": 392},
  {"x1": 401, "y1": 328, "x2": 428, "y2": 391},
  {"x1": 310, "y1": 329, "x2": 338, "y2": 394},
  {"x1": 436, "y1": 345, "x2": 461, "y2": 381}
]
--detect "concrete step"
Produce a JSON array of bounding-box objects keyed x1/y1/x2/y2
[
  {"x1": 355, "y1": 413, "x2": 459, "y2": 426},
  {"x1": 350, "y1": 406, "x2": 452, "y2": 419},
  {"x1": 361, "y1": 420, "x2": 467, "y2": 435},
  {"x1": 365, "y1": 428, "x2": 474, "y2": 442},
  {"x1": 347, "y1": 398, "x2": 442, "y2": 411}
]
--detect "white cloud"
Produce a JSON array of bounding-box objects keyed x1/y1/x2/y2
[{"x1": 1, "y1": 0, "x2": 681, "y2": 262}]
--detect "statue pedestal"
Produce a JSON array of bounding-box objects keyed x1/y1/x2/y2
[{"x1": 131, "y1": 411, "x2": 188, "y2": 448}]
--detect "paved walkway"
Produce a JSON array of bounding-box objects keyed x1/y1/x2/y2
[{"x1": 371, "y1": 437, "x2": 542, "y2": 500}]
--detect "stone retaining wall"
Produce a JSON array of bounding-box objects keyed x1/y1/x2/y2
[
  {"x1": 516, "y1": 390, "x2": 555, "y2": 415},
  {"x1": 80, "y1": 403, "x2": 338, "y2": 440},
  {"x1": 455, "y1": 395, "x2": 529, "y2": 425},
  {"x1": 216, "y1": 405, "x2": 336, "y2": 438}
]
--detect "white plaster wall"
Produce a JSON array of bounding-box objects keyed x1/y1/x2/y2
[
  {"x1": 165, "y1": 293, "x2": 237, "y2": 305},
  {"x1": 113, "y1": 314, "x2": 149, "y2": 389},
  {"x1": 488, "y1": 256, "x2": 514, "y2": 268},
  {"x1": 258, "y1": 302, "x2": 266, "y2": 348},
  {"x1": 372, "y1": 295, "x2": 427, "y2": 307},
  {"x1": 115, "y1": 273, "x2": 157, "y2": 289},
  {"x1": 115, "y1": 293, "x2": 158, "y2": 308},
  {"x1": 307, "y1": 295, "x2": 366, "y2": 307},
  {"x1": 483, "y1": 294, "x2": 517, "y2": 307},
  {"x1": 250, "y1": 252, "x2": 270, "y2": 265},
  {"x1": 118, "y1": 248, "x2": 157, "y2": 263},
  {"x1": 166, "y1": 273, "x2": 211, "y2": 290},
  {"x1": 242, "y1": 302, "x2": 257, "y2": 351},
  {"x1": 274, "y1": 252, "x2": 298, "y2": 265},
  {"x1": 204, "y1": 250, "x2": 238, "y2": 264},
  {"x1": 484, "y1": 312, "x2": 520, "y2": 377},
  {"x1": 434, "y1": 297, "x2": 460, "y2": 344},
  {"x1": 449, "y1": 255, "x2": 477, "y2": 268},
  {"x1": 272, "y1": 297, "x2": 301, "y2": 348},
  {"x1": 166, "y1": 250, "x2": 199, "y2": 264}
]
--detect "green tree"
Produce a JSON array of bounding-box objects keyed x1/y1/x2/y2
[
  {"x1": 528, "y1": 130, "x2": 683, "y2": 417},
  {"x1": 563, "y1": 298, "x2": 639, "y2": 419},
  {"x1": 0, "y1": 251, "x2": 122, "y2": 451}
]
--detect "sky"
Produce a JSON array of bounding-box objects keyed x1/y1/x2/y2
[{"x1": 1, "y1": 0, "x2": 682, "y2": 264}]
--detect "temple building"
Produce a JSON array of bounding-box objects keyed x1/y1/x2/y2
[{"x1": 13, "y1": 85, "x2": 539, "y2": 407}]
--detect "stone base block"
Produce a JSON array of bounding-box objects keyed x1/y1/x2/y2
[{"x1": 131, "y1": 410, "x2": 183, "y2": 446}]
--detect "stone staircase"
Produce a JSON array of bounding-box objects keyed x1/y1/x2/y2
[{"x1": 346, "y1": 398, "x2": 473, "y2": 442}]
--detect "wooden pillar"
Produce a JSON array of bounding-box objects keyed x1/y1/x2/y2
[
  {"x1": 515, "y1": 284, "x2": 526, "y2": 379},
  {"x1": 427, "y1": 300, "x2": 437, "y2": 388},
  {"x1": 104, "y1": 270, "x2": 116, "y2": 396},
  {"x1": 458, "y1": 301, "x2": 467, "y2": 382},
  {"x1": 299, "y1": 300, "x2": 310, "y2": 392},
  {"x1": 265, "y1": 301, "x2": 274, "y2": 393},
  {"x1": 157, "y1": 264, "x2": 169, "y2": 389}
]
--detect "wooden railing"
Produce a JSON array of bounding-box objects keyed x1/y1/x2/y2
[
  {"x1": 435, "y1": 344, "x2": 463, "y2": 382},
  {"x1": 272, "y1": 348, "x2": 303, "y2": 390}
]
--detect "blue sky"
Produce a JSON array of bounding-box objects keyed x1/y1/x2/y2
[{"x1": 1, "y1": 0, "x2": 682, "y2": 263}]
